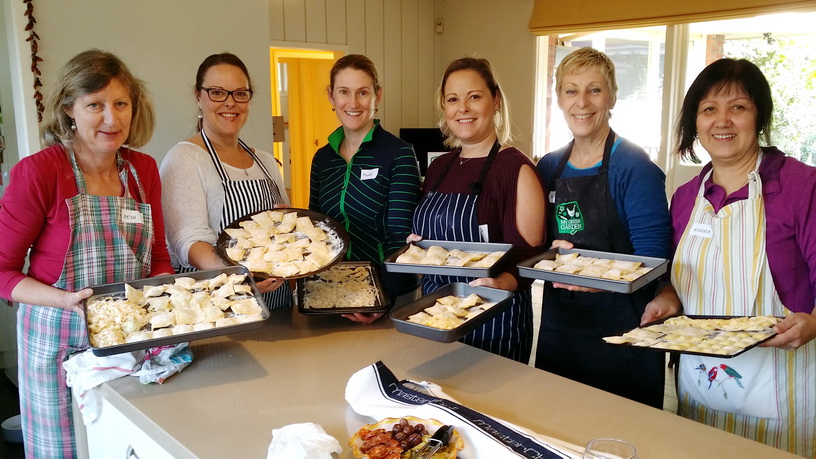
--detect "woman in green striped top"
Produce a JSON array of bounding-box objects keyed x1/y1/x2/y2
[{"x1": 309, "y1": 54, "x2": 421, "y2": 323}]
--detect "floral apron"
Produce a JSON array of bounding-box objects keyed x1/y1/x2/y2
[
  {"x1": 412, "y1": 141, "x2": 533, "y2": 363},
  {"x1": 17, "y1": 150, "x2": 154, "y2": 458},
  {"x1": 673, "y1": 155, "x2": 816, "y2": 457}
]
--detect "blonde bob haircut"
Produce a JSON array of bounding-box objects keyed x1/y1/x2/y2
[
  {"x1": 436, "y1": 57, "x2": 512, "y2": 149},
  {"x1": 41, "y1": 49, "x2": 155, "y2": 149},
  {"x1": 556, "y1": 47, "x2": 618, "y2": 110}
]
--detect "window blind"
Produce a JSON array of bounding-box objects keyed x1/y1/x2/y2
[{"x1": 528, "y1": 0, "x2": 816, "y2": 35}]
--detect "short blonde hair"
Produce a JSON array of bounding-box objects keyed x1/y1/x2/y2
[
  {"x1": 436, "y1": 57, "x2": 512, "y2": 149},
  {"x1": 41, "y1": 49, "x2": 155, "y2": 149},
  {"x1": 556, "y1": 47, "x2": 618, "y2": 108}
]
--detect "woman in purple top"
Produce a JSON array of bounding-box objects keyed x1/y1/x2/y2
[{"x1": 644, "y1": 58, "x2": 816, "y2": 457}]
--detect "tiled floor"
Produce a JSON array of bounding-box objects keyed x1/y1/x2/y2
[{"x1": 530, "y1": 280, "x2": 678, "y2": 413}]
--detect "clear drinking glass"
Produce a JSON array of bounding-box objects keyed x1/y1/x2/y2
[{"x1": 582, "y1": 438, "x2": 638, "y2": 459}]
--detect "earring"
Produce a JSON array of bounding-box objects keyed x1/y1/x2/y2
[
  {"x1": 70, "y1": 118, "x2": 76, "y2": 131},
  {"x1": 375, "y1": 108, "x2": 379, "y2": 113},
  {"x1": 331, "y1": 107, "x2": 336, "y2": 112},
  {"x1": 197, "y1": 109, "x2": 203, "y2": 119}
]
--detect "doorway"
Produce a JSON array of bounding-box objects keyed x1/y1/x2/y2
[{"x1": 270, "y1": 49, "x2": 341, "y2": 208}]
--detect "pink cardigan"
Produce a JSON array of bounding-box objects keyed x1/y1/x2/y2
[{"x1": 0, "y1": 144, "x2": 173, "y2": 299}]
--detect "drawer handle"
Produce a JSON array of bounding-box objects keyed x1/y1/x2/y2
[{"x1": 126, "y1": 445, "x2": 140, "y2": 459}]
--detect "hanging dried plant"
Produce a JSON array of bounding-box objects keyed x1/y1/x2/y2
[{"x1": 23, "y1": 0, "x2": 44, "y2": 122}]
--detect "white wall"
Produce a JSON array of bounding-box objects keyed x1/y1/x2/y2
[
  {"x1": 434, "y1": 0, "x2": 537, "y2": 155},
  {"x1": 22, "y1": 0, "x2": 274, "y2": 166}
]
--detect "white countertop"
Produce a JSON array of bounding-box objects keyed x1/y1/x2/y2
[{"x1": 81, "y1": 307, "x2": 794, "y2": 458}]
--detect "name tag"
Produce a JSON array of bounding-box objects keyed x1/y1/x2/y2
[
  {"x1": 122, "y1": 210, "x2": 144, "y2": 225},
  {"x1": 690, "y1": 222, "x2": 713, "y2": 239},
  {"x1": 360, "y1": 168, "x2": 379, "y2": 180},
  {"x1": 478, "y1": 224, "x2": 490, "y2": 243}
]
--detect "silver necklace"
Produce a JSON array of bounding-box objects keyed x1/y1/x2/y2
[{"x1": 459, "y1": 156, "x2": 478, "y2": 165}]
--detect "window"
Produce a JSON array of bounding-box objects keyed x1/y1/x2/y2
[{"x1": 534, "y1": 11, "x2": 816, "y2": 191}]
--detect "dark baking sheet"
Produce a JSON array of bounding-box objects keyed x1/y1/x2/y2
[
  {"x1": 296, "y1": 261, "x2": 389, "y2": 315},
  {"x1": 383, "y1": 240, "x2": 513, "y2": 278},
  {"x1": 215, "y1": 208, "x2": 350, "y2": 280},
  {"x1": 388, "y1": 282, "x2": 513, "y2": 343},
  {"x1": 517, "y1": 247, "x2": 668, "y2": 294},
  {"x1": 605, "y1": 315, "x2": 779, "y2": 358},
  {"x1": 85, "y1": 266, "x2": 269, "y2": 356}
]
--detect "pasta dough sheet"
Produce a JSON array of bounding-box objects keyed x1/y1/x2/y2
[
  {"x1": 302, "y1": 265, "x2": 380, "y2": 309},
  {"x1": 603, "y1": 315, "x2": 781, "y2": 356}
]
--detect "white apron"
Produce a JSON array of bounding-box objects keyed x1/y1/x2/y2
[{"x1": 672, "y1": 156, "x2": 816, "y2": 457}]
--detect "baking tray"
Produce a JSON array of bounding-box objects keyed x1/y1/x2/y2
[
  {"x1": 517, "y1": 247, "x2": 668, "y2": 294},
  {"x1": 296, "y1": 261, "x2": 389, "y2": 315},
  {"x1": 388, "y1": 282, "x2": 513, "y2": 343},
  {"x1": 383, "y1": 240, "x2": 513, "y2": 278},
  {"x1": 604, "y1": 315, "x2": 779, "y2": 358},
  {"x1": 215, "y1": 207, "x2": 350, "y2": 280},
  {"x1": 84, "y1": 266, "x2": 269, "y2": 356}
]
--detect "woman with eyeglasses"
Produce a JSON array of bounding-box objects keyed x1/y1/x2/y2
[{"x1": 160, "y1": 52, "x2": 292, "y2": 309}]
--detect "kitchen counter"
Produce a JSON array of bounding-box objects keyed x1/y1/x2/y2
[{"x1": 75, "y1": 307, "x2": 795, "y2": 458}]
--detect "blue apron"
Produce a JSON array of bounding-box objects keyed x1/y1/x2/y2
[
  {"x1": 534, "y1": 131, "x2": 664, "y2": 408},
  {"x1": 412, "y1": 141, "x2": 533, "y2": 363}
]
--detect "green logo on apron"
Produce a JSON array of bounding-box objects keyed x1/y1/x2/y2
[{"x1": 555, "y1": 201, "x2": 584, "y2": 235}]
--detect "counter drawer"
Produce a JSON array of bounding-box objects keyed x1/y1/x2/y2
[{"x1": 86, "y1": 398, "x2": 174, "y2": 459}]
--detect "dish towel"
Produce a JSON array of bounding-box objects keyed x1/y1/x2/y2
[
  {"x1": 345, "y1": 361, "x2": 583, "y2": 459},
  {"x1": 63, "y1": 349, "x2": 145, "y2": 424},
  {"x1": 130, "y1": 343, "x2": 193, "y2": 384},
  {"x1": 266, "y1": 422, "x2": 342, "y2": 459}
]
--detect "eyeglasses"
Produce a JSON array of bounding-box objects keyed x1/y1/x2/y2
[{"x1": 200, "y1": 87, "x2": 253, "y2": 103}]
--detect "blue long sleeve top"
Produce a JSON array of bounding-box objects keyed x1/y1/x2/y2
[{"x1": 536, "y1": 137, "x2": 672, "y2": 259}]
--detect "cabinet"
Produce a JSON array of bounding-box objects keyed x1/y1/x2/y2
[{"x1": 85, "y1": 397, "x2": 174, "y2": 459}]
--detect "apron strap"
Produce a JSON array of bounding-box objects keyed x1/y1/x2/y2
[{"x1": 552, "y1": 129, "x2": 616, "y2": 180}]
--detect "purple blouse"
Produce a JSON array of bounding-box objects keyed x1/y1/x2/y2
[{"x1": 670, "y1": 147, "x2": 816, "y2": 314}]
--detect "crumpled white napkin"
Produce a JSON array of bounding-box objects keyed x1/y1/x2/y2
[
  {"x1": 63, "y1": 349, "x2": 145, "y2": 424},
  {"x1": 266, "y1": 422, "x2": 342, "y2": 459}
]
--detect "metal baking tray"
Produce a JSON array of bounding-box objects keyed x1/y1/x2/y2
[
  {"x1": 388, "y1": 282, "x2": 513, "y2": 343},
  {"x1": 383, "y1": 240, "x2": 513, "y2": 278},
  {"x1": 215, "y1": 207, "x2": 350, "y2": 279},
  {"x1": 84, "y1": 266, "x2": 269, "y2": 356},
  {"x1": 296, "y1": 261, "x2": 389, "y2": 315},
  {"x1": 605, "y1": 315, "x2": 779, "y2": 358},
  {"x1": 517, "y1": 247, "x2": 668, "y2": 294}
]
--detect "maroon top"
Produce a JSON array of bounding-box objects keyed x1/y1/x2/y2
[
  {"x1": 0, "y1": 144, "x2": 174, "y2": 299},
  {"x1": 670, "y1": 147, "x2": 816, "y2": 313},
  {"x1": 422, "y1": 147, "x2": 547, "y2": 284}
]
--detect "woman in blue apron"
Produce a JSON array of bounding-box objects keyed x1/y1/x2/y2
[
  {"x1": 645, "y1": 58, "x2": 816, "y2": 457},
  {"x1": 411, "y1": 57, "x2": 546, "y2": 363},
  {"x1": 534, "y1": 48, "x2": 671, "y2": 408},
  {"x1": 161, "y1": 53, "x2": 292, "y2": 309},
  {"x1": 0, "y1": 50, "x2": 174, "y2": 458}
]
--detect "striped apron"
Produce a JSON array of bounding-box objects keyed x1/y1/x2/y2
[
  {"x1": 673, "y1": 156, "x2": 816, "y2": 457},
  {"x1": 17, "y1": 149, "x2": 153, "y2": 458},
  {"x1": 192, "y1": 130, "x2": 292, "y2": 309},
  {"x1": 412, "y1": 142, "x2": 533, "y2": 363}
]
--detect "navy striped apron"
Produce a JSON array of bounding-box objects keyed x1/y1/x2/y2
[
  {"x1": 180, "y1": 130, "x2": 293, "y2": 309},
  {"x1": 412, "y1": 142, "x2": 532, "y2": 363}
]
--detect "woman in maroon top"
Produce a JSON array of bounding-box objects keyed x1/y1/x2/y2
[{"x1": 410, "y1": 57, "x2": 546, "y2": 363}]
